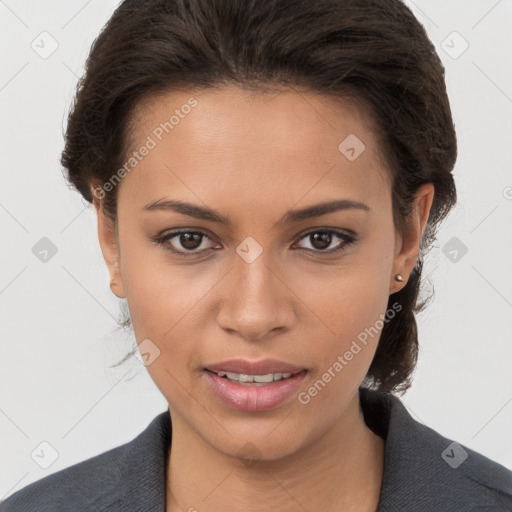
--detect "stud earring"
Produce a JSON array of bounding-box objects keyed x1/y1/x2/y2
[{"x1": 395, "y1": 274, "x2": 404, "y2": 282}]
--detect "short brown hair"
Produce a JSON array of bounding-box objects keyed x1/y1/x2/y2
[{"x1": 61, "y1": 0, "x2": 457, "y2": 394}]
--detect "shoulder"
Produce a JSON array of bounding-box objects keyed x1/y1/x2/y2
[
  {"x1": 0, "y1": 447, "x2": 123, "y2": 512},
  {"x1": 407, "y1": 418, "x2": 512, "y2": 511},
  {"x1": 0, "y1": 410, "x2": 171, "y2": 512},
  {"x1": 360, "y1": 388, "x2": 512, "y2": 511}
]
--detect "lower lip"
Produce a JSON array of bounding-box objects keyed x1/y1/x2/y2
[{"x1": 204, "y1": 370, "x2": 307, "y2": 412}]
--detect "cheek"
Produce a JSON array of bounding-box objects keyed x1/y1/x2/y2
[
  {"x1": 302, "y1": 279, "x2": 386, "y2": 380},
  {"x1": 291, "y1": 272, "x2": 390, "y2": 425},
  {"x1": 289, "y1": 247, "x2": 392, "y2": 340},
  {"x1": 119, "y1": 248, "x2": 209, "y2": 406},
  {"x1": 119, "y1": 240, "x2": 221, "y2": 369},
  {"x1": 118, "y1": 232, "x2": 194, "y2": 330},
  {"x1": 283, "y1": 242, "x2": 393, "y2": 393}
]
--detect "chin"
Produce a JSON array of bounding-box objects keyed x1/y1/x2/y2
[{"x1": 206, "y1": 418, "x2": 315, "y2": 464}]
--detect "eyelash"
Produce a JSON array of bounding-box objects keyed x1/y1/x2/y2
[{"x1": 152, "y1": 228, "x2": 356, "y2": 258}]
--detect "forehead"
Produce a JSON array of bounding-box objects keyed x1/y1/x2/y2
[{"x1": 118, "y1": 84, "x2": 390, "y2": 212}]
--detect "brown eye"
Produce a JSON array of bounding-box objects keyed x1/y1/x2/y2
[
  {"x1": 154, "y1": 230, "x2": 218, "y2": 256},
  {"x1": 179, "y1": 232, "x2": 203, "y2": 250},
  {"x1": 295, "y1": 229, "x2": 355, "y2": 254},
  {"x1": 310, "y1": 232, "x2": 333, "y2": 250}
]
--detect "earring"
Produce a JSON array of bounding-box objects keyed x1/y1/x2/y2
[{"x1": 395, "y1": 273, "x2": 404, "y2": 282}]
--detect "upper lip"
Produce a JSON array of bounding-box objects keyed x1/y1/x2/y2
[{"x1": 205, "y1": 359, "x2": 306, "y2": 375}]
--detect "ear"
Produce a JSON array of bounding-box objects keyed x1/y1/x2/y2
[
  {"x1": 390, "y1": 183, "x2": 435, "y2": 294},
  {"x1": 91, "y1": 186, "x2": 126, "y2": 299}
]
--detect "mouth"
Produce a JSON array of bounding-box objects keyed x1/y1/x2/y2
[
  {"x1": 214, "y1": 370, "x2": 297, "y2": 385},
  {"x1": 217, "y1": 372, "x2": 292, "y2": 386},
  {"x1": 205, "y1": 358, "x2": 306, "y2": 376},
  {"x1": 203, "y1": 359, "x2": 308, "y2": 411}
]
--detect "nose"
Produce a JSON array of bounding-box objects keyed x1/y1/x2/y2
[{"x1": 216, "y1": 249, "x2": 295, "y2": 341}]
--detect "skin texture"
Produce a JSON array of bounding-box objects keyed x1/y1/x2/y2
[{"x1": 92, "y1": 84, "x2": 434, "y2": 511}]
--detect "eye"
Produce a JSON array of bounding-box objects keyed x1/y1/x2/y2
[
  {"x1": 153, "y1": 229, "x2": 219, "y2": 256},
  {"x1": 294, "y1": 229, "x2": 356, "y2": 254},
  {"x1": 152, "y1": 228, "x2": 356, "y2": 258}
]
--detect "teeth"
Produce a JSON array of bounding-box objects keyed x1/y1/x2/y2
[
  {"x1": 216, "y1": 371, "x2": 294, "y2": 383},
  {"x1": 253, "y1": 374, "x2": 273, "y2": 383}
]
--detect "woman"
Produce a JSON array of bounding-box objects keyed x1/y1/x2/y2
[{"x1": 2, "y1": 0, "x2": 511, "y2": 511}]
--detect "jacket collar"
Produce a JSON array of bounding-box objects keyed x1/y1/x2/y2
[
  {"x1": 359, "y1": 387, "x2": 512, "y2": 511},
  {"x1": 105, "y1": 388, "x2": 512, "y2": 511}
]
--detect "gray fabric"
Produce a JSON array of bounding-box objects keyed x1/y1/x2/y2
[{"x1": 2, "y1": 388, "x2": 511, "y2": 511}]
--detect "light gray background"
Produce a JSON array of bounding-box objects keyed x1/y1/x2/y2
[{"x1": 1, "y1": 0, "x2": 511, "y2": 500}]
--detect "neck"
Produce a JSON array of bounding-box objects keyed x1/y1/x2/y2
[{"x1": 166, "y1": 391, "x2": 385, "y2": 512}]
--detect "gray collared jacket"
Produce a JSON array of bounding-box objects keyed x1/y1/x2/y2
[{"x1": 2, "y1": 387, "x2": 512, "y2": 511}]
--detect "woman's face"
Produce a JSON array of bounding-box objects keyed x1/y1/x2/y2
[{"x1": 95, "y1": 84, "x2": 432, "y2": 460}]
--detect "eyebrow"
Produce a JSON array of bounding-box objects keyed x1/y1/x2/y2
[{"x1": 143, "y1": 198, "x2": 370, "y2": 226}]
